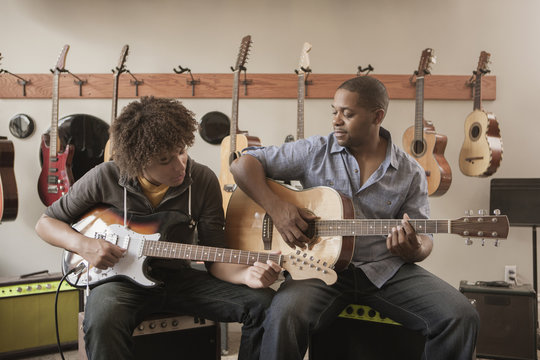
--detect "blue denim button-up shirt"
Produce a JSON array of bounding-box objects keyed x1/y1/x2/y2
[{"x1": 245, "y1": 127, "x2": 430, "y2": 288}]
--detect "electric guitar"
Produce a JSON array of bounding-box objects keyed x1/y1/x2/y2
[
  {"x1": 219, "y1": 35, "x2": 261, "y2": 212},
  {"x1": 0, "y1": 136, "x2": 18, "y2": 222},
  {"x1": 402, "y1": 48, "x2": 452, "y2": 197},
  {"x1": 61, "y1": 206, "x2": 336, "y2": 288},
  {"x1": 285, "y1": 42, "x2": 312, "y2": 143},
  {"x1": 459, "y1": 51, "x2": 502, "y2": 177},
  {"x1": 103, "y1": 44, "x2": 129, "y2": 162},
  {"x1": 225, "y1": 179, "x2": 509, "y2": 272},
  {"x1": 37, "y1": 45, "x2": 75, "y2": 206}
]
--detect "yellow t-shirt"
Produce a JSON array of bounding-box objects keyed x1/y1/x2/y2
[{"x1": 138, "y1": 176, "x2": 169, "y2": 208}]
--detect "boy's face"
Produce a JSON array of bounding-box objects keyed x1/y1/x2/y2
[{"x1": 142, "y1": 147, "x2": 188, "y2": 187}]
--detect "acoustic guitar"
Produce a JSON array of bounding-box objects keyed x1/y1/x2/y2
[
  {"x1": 37, "y1": 45, "x2": 75, "y2": 206},
  {"x1": 402, "y1": 48, "x2": 452, "y2": 197},
  {"x1": 103, "y1": 44, "x2": 129, "y2": 162},
  {"x1": 285, "y1": 42, "x2": 312, "y2": 143},
  {"x1": 61, "y1": 206, "x2": 336, "y2": 288},
  {"x1": 225, "y1": 179, "x2": 509, "y2": 272},
  {"x1": 459, "y1": 51, "x2": 502, "y2": 177},
  {"x1": 219, "y1": 35, "x2": 261, "y2": 212},
  {"x1": 0, "y1": 136, "x2": 18, "y2": 222}
]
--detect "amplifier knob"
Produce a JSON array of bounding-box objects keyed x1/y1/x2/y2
[
  {"x1": 172, "y1": 319, "x2": 179, "y2": 327},
  {"x1": 138, "y1": 324, "x2": 144, "y2": 331},
  {"x1": 149, "y1": 322, "x2": 156, "y2": 329},
  {"x1": 26, "y1": 286, "x2": 32, "y2": 291},
  {"x1": 346, "y1": 306, "x2": 353, "y2": 315},
  {"x1": 46, "y1": 284, "x2": 52, "y2": 289},
  {"x1": 16, "y1": 287, "x2": 22, "y2": 293},
  {"x1": 368, "y1": 309, "x2": 376, "y2": 318},
  {"x1": 161, "y1": 321, "x2": 167, "y2": 328},
  {"x1": 36, "y1": 285, "x2": 42, "y2": 290}
]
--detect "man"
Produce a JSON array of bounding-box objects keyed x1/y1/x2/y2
[
  {"x1": 230, "y1": 76, "x2": 479, "y2": 360},
  {"x1": 35, "y1": 96, "x2": 281, "y2": 360}
]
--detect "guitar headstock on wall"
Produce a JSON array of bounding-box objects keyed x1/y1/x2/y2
[
  {"x1": 296, "y1": 42, "x2": 312, "y2": 75},
  {"x1": 232, "y1": 35, "x2": 252, "y2": 72},
  {"x1": 52, "y1": 45, "x2": 70, "y2": 75},
  {"x1": 475, "y1": 50, "x2": 491, "y2": 76},
  {"x1": 416, "y1": 48, "x2": 436, "y2": 77},
  {"x1": 114, "y1": 44, "x2": 129, "y2": 75}
]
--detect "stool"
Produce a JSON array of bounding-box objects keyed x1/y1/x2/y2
[
  {"x1": 309, "y1": 304, "x2": 425, "y2": 360},
  {"x1": 78, "y1": 312, "x2": 220, "y2": 360}
]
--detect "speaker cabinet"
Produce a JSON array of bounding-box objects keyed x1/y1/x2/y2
[
  {"x1": 460, "y1": 281, "x2": 538, "y2": 360},
  {"x1": 309, "y1": 304, "x2": 425, "y2": 360},
  {"x1": 78, "y1": 313, "x2": 220, "y2": 360},
  {"x1": 0, "y1": 272, "x2": 82, "y2": 359}
]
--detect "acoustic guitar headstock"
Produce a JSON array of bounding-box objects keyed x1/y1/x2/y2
[
  {"x1": 296, "y1": 42, "x2": 312, "y2": 75},
  {"x1": 475, "y1": 51, "x2": 491, "y2": 76},
  {"x1": 114, "y1": 44, "x2": 129, "y2": 75},
  {"x1": 233, "y1": 35, "x2": 252, "y2": 72},
  {"x1": 53, "y1": 45, "x2": 70, "y2": 75},
  {"x1": 417, "y1": 48, "x2": 436, "y2": 77}
]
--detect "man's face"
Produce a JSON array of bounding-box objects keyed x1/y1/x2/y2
[
  {"x1": 142, "y1": 147, "x2": 188, "y2": 187},
  {"x1": 331, "y1": 89, "x2": 382, "y2": 149}
]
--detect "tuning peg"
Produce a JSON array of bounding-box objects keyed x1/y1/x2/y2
[
  {"x1": 465, "y1": 238, "x2": 473, "y2": 245},
  {"x1": 468, "y1": 210, "x2": 474, "y2": 216},
  {"x1": 493, "y1": 209, "x2": 501, "y2": 215}
]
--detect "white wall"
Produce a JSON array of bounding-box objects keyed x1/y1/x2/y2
[{"x1": 1, "y1": 0, "x2": 539, "y2": 290}]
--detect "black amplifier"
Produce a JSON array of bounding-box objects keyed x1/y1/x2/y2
[
  {"x1": 0, "y1": 271, "x2": 82, "y2": 359},
  {"x1": 460, "y1": 280, "x2": 538, "y2": 360}
]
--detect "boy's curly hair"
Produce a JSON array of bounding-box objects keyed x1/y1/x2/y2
[{"x1": 111, "y1": 96, "x2": 197, "y2": 178}]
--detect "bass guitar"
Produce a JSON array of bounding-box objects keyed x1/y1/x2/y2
[
  {"x1": 402, "y1": 48, "x2": 452, "y2": 196},
  {"x1": 37, "y1": 45, "x2": 75, "y2": 206},
  {"x1": 219, "y1": 35, "x2": 261, "y2": 212},
  {"x1": 103, "y1": 44, "x2": 129, "y2": 162},
  {"x1": 61, "y1": 206, "x2": 336, "y2": 288},
  {"x1": 225, "y1": 179, "x2": 509, "y2": 272},
  {"x1": 285, "y1": 42, "x2": 312, "y2": 143},
  {"x1": 0, "y1": 136, "x2": 18, "y2": 222},
  {"x1": 459, "y1": 51, "x2": 503, "y2": 177}
]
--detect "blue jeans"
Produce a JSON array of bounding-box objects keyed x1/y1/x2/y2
[
  {"x1": 260, "y1": 264, "x2": 479, "y2": 360},
  {"x1": 83, "y1": 267, "x2": 275, "y2": 360}
]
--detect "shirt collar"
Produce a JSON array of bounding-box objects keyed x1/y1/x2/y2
[{"x1": 329, "y1": 127, "x2": 399, "y2": 170}]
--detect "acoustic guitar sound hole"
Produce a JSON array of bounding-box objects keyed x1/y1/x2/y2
[
  {"x1": 470, "y1": 123, "x2": 481, "y2": 141},
  {"x1": 412, "y1": 140, "x2": 426, "y2": 157}
]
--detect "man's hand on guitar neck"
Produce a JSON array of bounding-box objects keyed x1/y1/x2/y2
[{"x1": 386, "y1": 213, "x2": 433, "y2": 263}]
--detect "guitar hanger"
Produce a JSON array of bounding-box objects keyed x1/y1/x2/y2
[
  {"x1": 173, "y1": 65, "x2": 200, "y2": 96},
  {"x1": 357, "y1": 64, "x2": 374, "y2": 76},
  {"x1": 1, "y1": 54, "x2": 31, "y2": 97},
  {"x1": 231, "y1": 65, "x2": 253, "y2": 96},
  {"x1": 124, "y1": 69, "x2": 143, "y2": 96},
  {"x1": 295, "y1": 66, "x2": 313, "y2": 96},
  {"x1": 50, "y1": 67, "x2": 87, "y2": 97}
]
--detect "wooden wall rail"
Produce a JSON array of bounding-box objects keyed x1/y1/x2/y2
[{"x1": 0, "y1": 73, "x2": 496, "y2": 100}]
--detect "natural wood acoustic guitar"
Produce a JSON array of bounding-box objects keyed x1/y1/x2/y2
[
  {"x1": 402, "y1": 48, "x2": 452, "y2": 196},
  {"x1": 103, "y1": 44, "x2": 129, "y2": 162},
  {"x1": 459, "y1": 51, "x2": 502, "y2": 177},
  {"x1": 219, "y1": 35, "x2": 261, "y2": 212},
  {"x1": 225, "y1": 179, "x2": 509, "y2": 273},
  {"x1": 37, "y1": 45, "x2": 75, "y2": 206}
]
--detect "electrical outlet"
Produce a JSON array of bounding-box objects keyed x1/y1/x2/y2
[{"x1": 504, "y1": 265, "x2": 517, "y2": 283}]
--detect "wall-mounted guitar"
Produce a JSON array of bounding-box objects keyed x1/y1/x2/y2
[
  {"x1": 103, "y1": 44, "x2": 129, "y2": 162},
  {"x1": 219, "y1": 35, "x2": 261, "y2": 213},
  {"x1": 402, "y1": 48, "x2": 452, "y2": 197},
  {"x1": 0, "y1": 135, "x2": 18, "y2": 222},
  {"x1": 459, "y1": 51, "x2": 502, "y2": 177},
  {"x1": 37, "y1": 45, "x2": 74, "y2": 206},
  {"x1": 284, "y1": 42, "x2": 312, "y2": 143}
]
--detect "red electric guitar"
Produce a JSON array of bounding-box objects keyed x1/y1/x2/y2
[
  {"x1": 38, "y1": 45, "x2": 75, "y2": 206},
  {"x1": 402, "y1": 48, "x2": 452, "y2": 196}
]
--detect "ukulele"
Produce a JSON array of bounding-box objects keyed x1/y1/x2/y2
[
  {"x1": 103, "y1": 44, "x2": 129, "y2": 162},
  {"x1": 285, "y1": 42, "x2": 312, "y2": 143},
  {"x1": 459, "y1": 51, "x2": 502, "y2": 177},
  {"x1": 62, "y1": 206, "x2": 336, "y2": 287},
  {"x1": 225, "y1": 179, "x2": 509, "y2": 272},
  {"x1": 37, "y1": 45, "x2": 75, "y2": 206},
  {"x1": 402, "y1": 48, "x2": 452, "y2": 197},
  {"x1": 0, "y1": 136, "x2": 18, "y2": 222},
  {"x1": 219, "y1": 35, "x2": 261, "y2": 212}
]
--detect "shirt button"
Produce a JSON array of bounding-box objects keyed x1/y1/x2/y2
[
  {"x1": 354, "y1": 169, "x2": 359, "y2": 173},
  {"x1": 387, "y1": 201, "x2": 392, "y2": 205}
]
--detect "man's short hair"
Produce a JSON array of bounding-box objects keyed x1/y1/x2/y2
[{"x1": 338, "y1": 76, "x2": 389, "y2": 113}]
